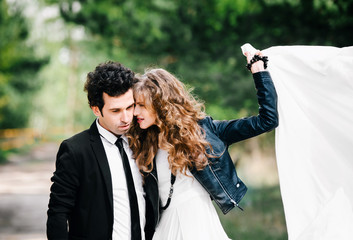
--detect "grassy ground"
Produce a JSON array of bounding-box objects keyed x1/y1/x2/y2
[{"x1": 217, "y1": 186, "x2": 288, "y2": 240}]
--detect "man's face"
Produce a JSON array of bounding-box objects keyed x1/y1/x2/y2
[{"x1": 92, "y1": 89, "x2": 135, "y2": 136}]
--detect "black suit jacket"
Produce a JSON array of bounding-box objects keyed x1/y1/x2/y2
[{"x1": 47, "y1": 121, "x2": 156, "y2": 240}]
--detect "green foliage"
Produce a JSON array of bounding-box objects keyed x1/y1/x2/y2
[
  {"x1": 44, "y1": 0, "x2": 353, "y2": 122},
  {"x1": 0, "y1": 0, "x2": 47, "y2": 128},
  {"x1": 0, "y1": 149, "x2": 7, "y2": 164},
  {"x1": 3, "y1": 0, "x2": 352, "y2": 129},
  {"x1": 236, "y1": 0, "x2": 353, "y2": 48}
]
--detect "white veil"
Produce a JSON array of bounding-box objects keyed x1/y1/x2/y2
[{"x1": 262, "y1": 46, "x2": 353, "y2": 240}]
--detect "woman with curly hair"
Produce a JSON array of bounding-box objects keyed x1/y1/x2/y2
[{"x1": 128, "y1": 49, "x2": 278, "y2": 239}]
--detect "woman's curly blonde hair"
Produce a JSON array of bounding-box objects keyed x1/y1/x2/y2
[{"x1": 128, "y1": 68, "x2": 211, "y2": 175}]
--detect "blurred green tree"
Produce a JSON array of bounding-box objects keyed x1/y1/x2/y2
[
  {"x1": 0, "y1": 0, "x2": 47, "y2": 128},
  {"x1": 44, "y1": 0, "x2": 353, "y2": 119}
]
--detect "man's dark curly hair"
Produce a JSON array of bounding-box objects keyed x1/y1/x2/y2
[{"x1": 84, "y1": 61, "x2": 135, "y2": 113}]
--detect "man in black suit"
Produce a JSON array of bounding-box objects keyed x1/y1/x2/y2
[{"x1": 47, "y1": 61, "x2": 158, "y2": 240}]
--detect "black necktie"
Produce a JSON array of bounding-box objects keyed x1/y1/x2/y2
[{"x1": 115, "y1": 138, "x2": 141, "y2": 240}]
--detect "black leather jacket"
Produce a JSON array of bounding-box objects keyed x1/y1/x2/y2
[{"x1": 144, "y1": 71, "x2": 278, "y2": 239}]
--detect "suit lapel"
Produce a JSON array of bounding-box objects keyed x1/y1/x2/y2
[{"x1": 89, "y1": 121, "x2": 113, "y2": 210}]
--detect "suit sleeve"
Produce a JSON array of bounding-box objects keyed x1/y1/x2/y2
[
  {"x1": 210, "y1": 71, "x2": 278, "y2": 145},
  {"x1": 47, "y1": 140, "x2": 81, "y2": 239}
]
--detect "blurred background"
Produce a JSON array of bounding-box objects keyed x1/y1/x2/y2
[{"x1": 0, "y1": 0, "x2": 352, "y2": 239}]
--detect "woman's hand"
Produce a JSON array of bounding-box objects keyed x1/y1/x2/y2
[{"x1": 245, "y1": 50, "x2": 266, "y2": 73}]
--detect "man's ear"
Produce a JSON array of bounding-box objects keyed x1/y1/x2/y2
[{"x1": 92, "y1": 106, "x2": 101, "y2": 117}]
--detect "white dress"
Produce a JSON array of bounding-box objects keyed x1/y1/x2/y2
[{"x1": 152, "y1": 149, "x2": 231, "y2": 240}]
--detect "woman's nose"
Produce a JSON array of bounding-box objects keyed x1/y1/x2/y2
[{"x1": 134, "y1": 105, "x2": 140, "y2": 116}]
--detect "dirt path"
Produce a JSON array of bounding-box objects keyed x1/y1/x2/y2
[{"x1": 0, "y1": 143, "x2": 59, "y2": 240}]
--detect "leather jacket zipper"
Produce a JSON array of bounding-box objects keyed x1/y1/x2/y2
[{"x1": 207, "y1": 164, "x2": 244, "y2": 211}]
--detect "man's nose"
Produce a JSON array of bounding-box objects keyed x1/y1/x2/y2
[{"x1": 121, "y1": 110, "x2": 130, "y2": 122}]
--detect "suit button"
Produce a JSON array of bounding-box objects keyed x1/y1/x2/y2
[{"x1": 236, "y1": 183, "x2": 240, "y2": 188}]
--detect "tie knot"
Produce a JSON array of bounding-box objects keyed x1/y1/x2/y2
[{"x1": 115, "y1": 137, "x2": 123, "y2": 149}]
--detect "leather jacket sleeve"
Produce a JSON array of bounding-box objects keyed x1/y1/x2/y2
[{"x1": 208, "y1": 71, "x2": 278, "y2": 145}]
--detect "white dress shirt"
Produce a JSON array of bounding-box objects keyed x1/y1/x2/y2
[{"x1": 96, "y1": 120, "x2": 145, "y2": 240}]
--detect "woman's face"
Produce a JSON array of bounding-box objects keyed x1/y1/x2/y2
[{"x1": 134, "y1": 96, "x2": 157, "y2": 129}]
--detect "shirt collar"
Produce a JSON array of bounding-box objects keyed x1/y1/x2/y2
[{"x1": 95, "y1": 118, "x2": 128, "y2": 145}]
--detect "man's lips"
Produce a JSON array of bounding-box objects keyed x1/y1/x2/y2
[{"x1": 119, "y1": 123, "x2": 130, "y2": 129}]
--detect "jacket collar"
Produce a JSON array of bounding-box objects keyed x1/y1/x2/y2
[{"x1": 95, "y1": 118, "x2": 128, "y2": 145}]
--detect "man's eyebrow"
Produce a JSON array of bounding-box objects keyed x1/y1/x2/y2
[
  {"x1": 109, "y1": 103, "x2": 135, "y2": 111},
  {"x1": 109, "y1": 107, "x2": 121, "y2": 111},
  {"x1": 127, "y1": 103, "x2": 135, "y2": 108}
]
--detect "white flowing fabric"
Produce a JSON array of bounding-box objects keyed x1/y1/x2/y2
[{"x1": 261, "y1": 46, "x2": 353, "y2": 240}]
